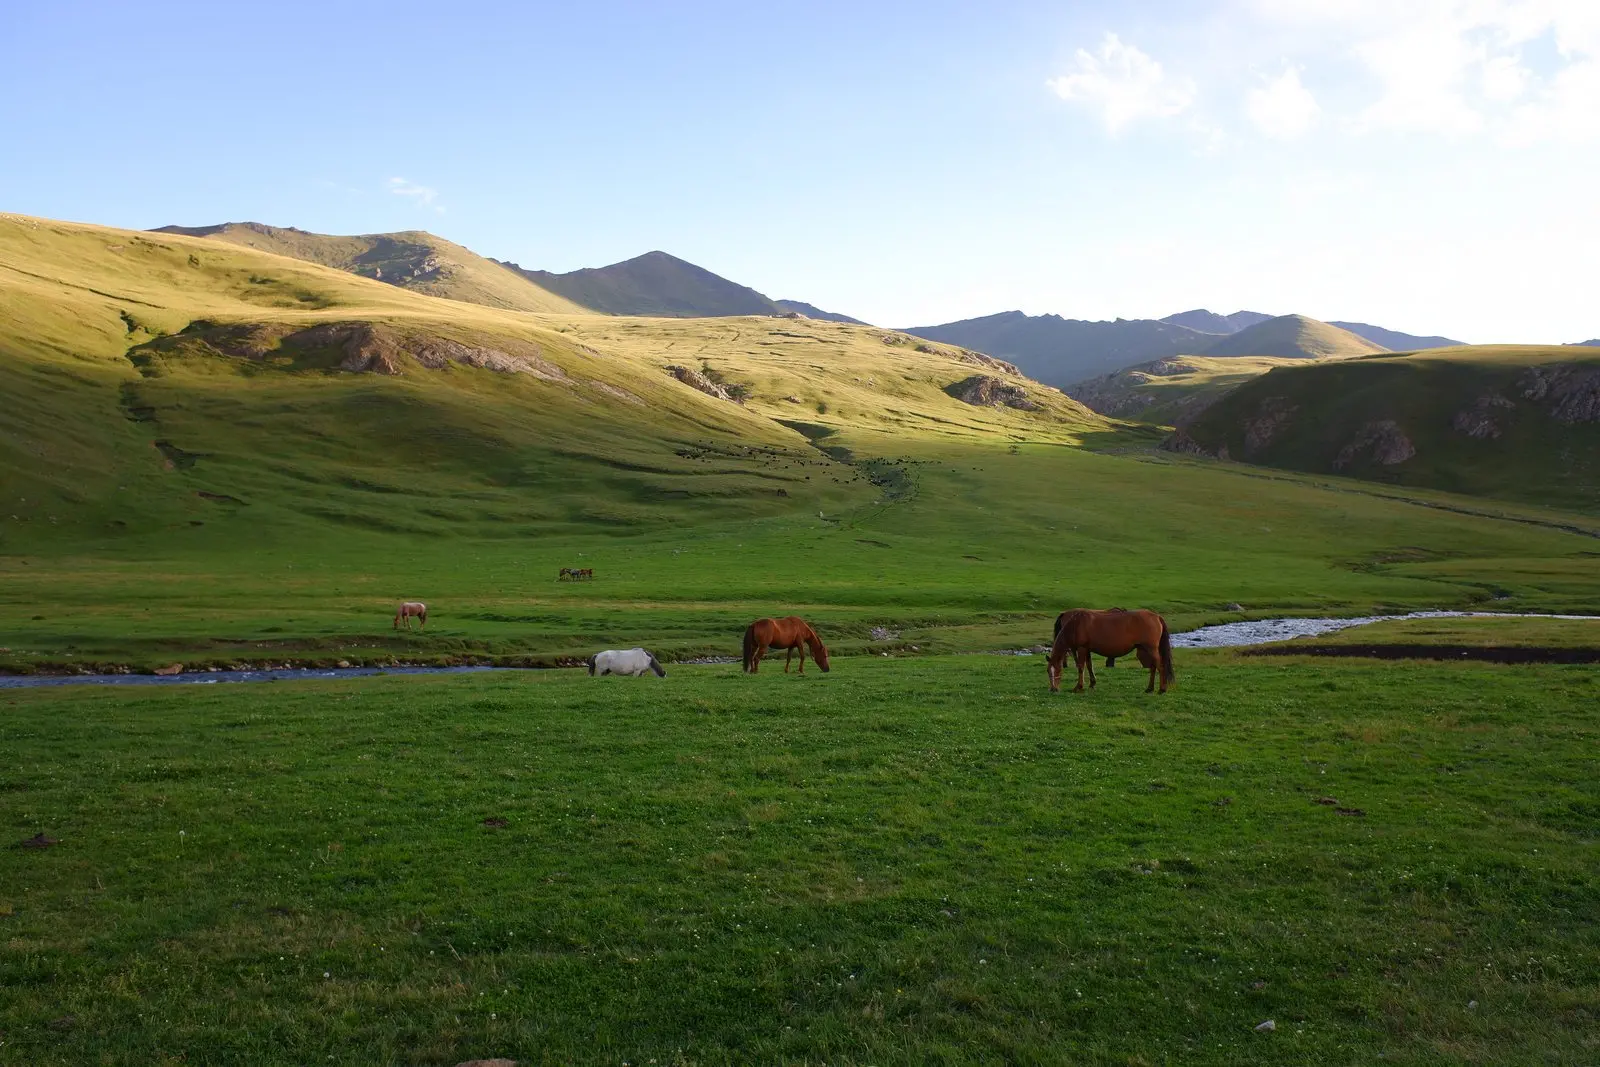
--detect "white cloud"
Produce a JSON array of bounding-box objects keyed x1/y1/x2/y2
[
  {"x1": 1249, "y1": 0, "x2": 1600, "y2": 142},
  {"x1": 1047, "y1": 33, "x2": 1196, "y2": 133},
  {"x1": 387, "y1": 177, "x2": 443, "y2": 213},
  {"x1": 1246, "y1": 66, "x2": 1320, "y2": 138}
]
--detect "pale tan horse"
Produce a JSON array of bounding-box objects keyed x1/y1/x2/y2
[{"x1": 394, "y1": 601, "x2": 428, "y2": 630}]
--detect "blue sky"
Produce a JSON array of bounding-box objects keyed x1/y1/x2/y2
[{"x1": 3, "y1": 0, "x2": 1596, "y2": 341}]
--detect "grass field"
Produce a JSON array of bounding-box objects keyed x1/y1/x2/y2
[{"x1": 3, "y1": 654, "x2": 1597, "y2": 1064}]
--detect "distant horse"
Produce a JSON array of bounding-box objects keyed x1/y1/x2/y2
[
  {"x1": 588, "y1": 648, "x2": 666, "y2": 677},
  {"x1": 1048, "y1": 608, "x2": 1173, "y2": 694},
  {"x1": 743, "y1": 616, "x2": 830, "y2": 674},
  {"x1": 1054, "y1": 607, "x2": 1127, "y2": 672},
  {"x1": 559, "y1": 568, "x2": 594, "y2": 581},
  {"x1": 394, "y1": 601, "x2": 428, "y2": 630}
]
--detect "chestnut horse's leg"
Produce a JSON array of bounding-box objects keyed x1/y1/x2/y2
[
  {"x1": 1073, "y1": 647, "x2": 1088, "y2": 692},
  {"x1": 784, "y1": 645, "x2": 793, "y2": 673},
  {"x1": 795, "y1": 642, "x2": 806, "y2": 674},
  {"x1": 751, "y1": 642, "x2": 765, "y2": 673},
  {"x1": 1136, "y1": 646, "x2": 1157, "y2": 693}
]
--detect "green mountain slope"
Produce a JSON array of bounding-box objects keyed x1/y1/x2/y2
[
  {"x1": 1, "y1": 213, "x2": 1102, "y2": 550},
  {"x1": 1168, "y1": 346, "x2": 1600, "y2": 512},
  {"x1": 1199, "y1": 314, "x2": 1389, "y2": 360},
  {"x1": 152, "y1": 221, "x2": 589, "y2": 315}
]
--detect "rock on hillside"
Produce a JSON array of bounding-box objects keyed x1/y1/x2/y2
[
  {"x1": 1199, "y1": 315, "x2": 1389, "y2": 360},
  {"x1": 774, "y1": 299, "x2": 868, "y2": 325},
  {"x1": 945, "y1": 375, "x2": 1038, "y2": 410},
  {"x1": 131, "y1": 320, "x2": 569, "y2": 379}
]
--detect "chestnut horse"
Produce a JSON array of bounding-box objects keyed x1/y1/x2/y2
[
  {"x1": 1048, "y1": 608, "x2": 1173, "y2": 694},
  {"x1": 394, "y1": 601, "x2": 428, "y2": 630},
  {"x1": 743, "y1": 616, "x2": 830, "y2": 674}
]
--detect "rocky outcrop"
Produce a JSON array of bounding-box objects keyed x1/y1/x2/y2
[
  {"x1": 287, "y1": 323, "x2": 564, "y2": 379},
  {"x1": 945, "y1": 375, "x2": 1038, "y2": 410},
  {"x1": 1159, "y1": 428, "x2": 1215, "y2": 456},
  {"x1": 1334, "y1": 420, "x2": 1415, "y2": 469},
  {"x1": 1520, "y1": 363, "x2": 1600, "y2": 423},
  {"x1": 1452, "y1": 393, "x2": 1514, "y2": 439},
  {"x1": 158, "y1": 320, "x2": 565, "y2": 379},
  {"x1": 1242, "y1": 396, "x2": 1297, "y2": 455},
  {"x1": 665, "y1": 365, "x2": 734, "y2": 402}
]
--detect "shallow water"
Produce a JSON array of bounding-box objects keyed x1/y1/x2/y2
[
  {"x1": 1168, "y1": 610, "x2": 1600, "y2": 648},
  {"x1": 0, "y1": 664, "x2": 505, "y2": 690},
  {"x1": 2, "y1": 612, "x2": 1595, "y2": 688}
]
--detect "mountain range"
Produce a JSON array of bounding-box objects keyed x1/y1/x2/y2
[
  {"x1": 903, "y1": 309, "x2": 1462, "y2": 388},
  {"x1": 155, "y1": 222, "x2": 1481, "y2": 387}
]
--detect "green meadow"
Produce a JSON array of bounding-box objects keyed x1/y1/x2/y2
[
  {"x1": 4, "y1": 213, "x2": 1600, "y2": 1063},
  {"x1": 4, "y1": 655, "x2": 1597, "y2": 1065}
]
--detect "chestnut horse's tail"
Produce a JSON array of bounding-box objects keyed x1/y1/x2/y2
[
  {"x1": 1158, "y1": 617, "x2": 1175, "y2": 688},
  {"x1": 742, "y1": 624, "x2": 757, "y2": 673}
]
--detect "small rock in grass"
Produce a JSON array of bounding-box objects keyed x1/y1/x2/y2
[
  {"x1": 1468, "y1": 1000, "x2": 1478, "y2": 1010},
  {"x1": 1335, "y1": 807, "x2": 1366, "y2": 817},
  {"x1": 1255, "y1": 1020, "x2": 1276, "y2": 1032},
  {"x1": 1226, "y1": 602, "x2": 1244, "y2": 612},
  {"x1": 1314, "y1": 796, "x2": 1339, "y2": 806},
  {"x1": 337, "y1": 660, "x2": 351, "y2": 669},
  {"x1": 153, "y1": 663, "x2": 183, "y2": 676}
]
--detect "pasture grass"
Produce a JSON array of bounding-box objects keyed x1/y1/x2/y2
[{"x1": 2, "y1": 654, "x2": 1597, "y2": 1064}]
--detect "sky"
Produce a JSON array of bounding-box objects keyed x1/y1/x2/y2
[{"x1": 2, "y1": 0, "x2": 1597, "y2": 342}]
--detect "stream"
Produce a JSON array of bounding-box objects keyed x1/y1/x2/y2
[{"x1": 2, "y1": 612, "x2": 1594, "y2": 689}]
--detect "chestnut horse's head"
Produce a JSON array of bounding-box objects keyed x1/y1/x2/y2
[{"x1": 808, "y1": 631, "x2": 831, "y2": 672}]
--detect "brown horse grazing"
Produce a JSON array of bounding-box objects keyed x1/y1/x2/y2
[
  {"x1": 743, "y1": 616, "x2": 830, "y2": 674},
  {"x1": 1055, "y1": 607, "x2": 1127, "y2": 673},
  {"x1": 1048, "y1": 608, "x2": 1173, "y2": 694},
  {"x1": 394, "y1": 601, "x2": 428, "y2": 630}
]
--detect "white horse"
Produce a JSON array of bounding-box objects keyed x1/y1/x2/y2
[
  {"x1": 588, "y1": 648, "x2": 666, "y2": 677},
  {"x1": 394, "y1": 601, "x2": 427, "y2": 630}
]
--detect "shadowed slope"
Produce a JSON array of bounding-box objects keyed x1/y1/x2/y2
[
  {"x1": 1329, "y1": 321, "x2": 1463, "y2": 350},
  {"x1": 1170, "y1": 345, "x2": 1600, "y2": 511},
  {"x1": 501, "y1": 250, "x2": 786, "y2": 317}
]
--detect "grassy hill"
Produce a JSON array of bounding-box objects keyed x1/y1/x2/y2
[
  {"x1": 1170, "y1": 345, "x2": 1600, "y2": 512},
  {"x1": 1, "y1": 212, "x2": 1102, "y2": 551},
  {"x1": 1198, "y1": 314, "x2": 1389, "y2": 360},
  {"x1": 1066, "y1": 355, "x2": 1308, "y2": 425},
  {"x1": 152, "y1": 221, "x2": 588, "y2": 315}
]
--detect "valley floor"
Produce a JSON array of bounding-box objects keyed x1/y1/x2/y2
[{"x1": 2, "y1": 654, "x2": 1596, "y2": 1065}]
